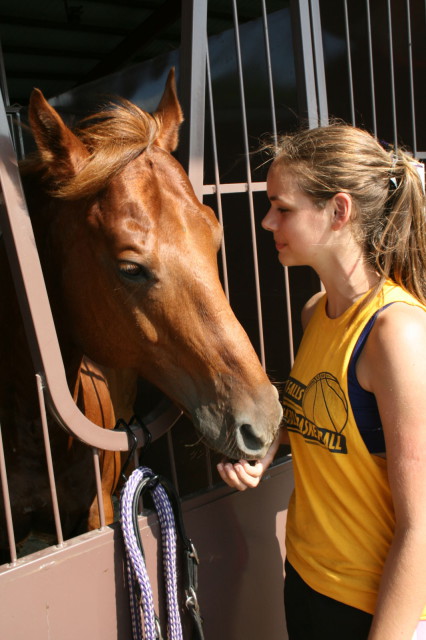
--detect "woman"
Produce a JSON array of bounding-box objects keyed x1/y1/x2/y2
[{"x1": 218, "y1": 124, "x2": 426, "y2": 639}]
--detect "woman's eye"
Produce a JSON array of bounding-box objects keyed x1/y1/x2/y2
[{"x1": 118, "y1": 261, "x2": 153, "y2": 282}]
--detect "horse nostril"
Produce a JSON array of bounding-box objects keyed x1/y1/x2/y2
[{"x1": 238, "y1": 423, "x2": 263, "y2": 453}]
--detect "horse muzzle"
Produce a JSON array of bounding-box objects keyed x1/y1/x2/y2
[{"x1": 192, "y1": 384, "x2": 283, "y2": 460}]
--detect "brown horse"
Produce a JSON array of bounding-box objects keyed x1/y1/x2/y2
[{"x1": 0, "y1": 70, "x2": 282, "y2": 557}]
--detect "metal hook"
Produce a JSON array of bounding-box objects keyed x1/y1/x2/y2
[{"x1": 185, "y1": 586, "x2": 201, "y2": 615}]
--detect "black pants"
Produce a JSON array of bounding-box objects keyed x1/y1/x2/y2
[{"x1": 284, "y1": 560, "x2": 373, "y2": 640}]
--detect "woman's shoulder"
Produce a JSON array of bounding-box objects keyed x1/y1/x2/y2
[
  {"x1": 358, "y1": 300, "x2": 426, "y2": 399},
  {"x1": 301, "y1": 291, "x2": 326, "y2": 330},
  {"x1": 374, "y1": 301, "x2": 426, "y2": 344},
  {"x1": 361, "y1": 302, "x2": 426, "y2": 380}
]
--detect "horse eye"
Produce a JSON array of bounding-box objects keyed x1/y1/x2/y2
[{"x1": 118, "y1": 261, "x2": 152, "y2": 282}]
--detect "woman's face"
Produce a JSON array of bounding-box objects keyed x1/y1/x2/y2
[{"x1": 263, "y1": 163, "x2": 333, "y2": 268}]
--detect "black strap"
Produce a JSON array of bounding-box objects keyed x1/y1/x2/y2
[
  {"x1": 154, "y1": 476, "x2": 204, "y2": 640},
  {"x1": 133, "y1": 473, "x2": 205, "y2": 640}
]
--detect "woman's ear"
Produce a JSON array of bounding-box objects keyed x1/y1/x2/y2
[{"x1": 331, "y1": 192, "x2": 352, "y2": 231}]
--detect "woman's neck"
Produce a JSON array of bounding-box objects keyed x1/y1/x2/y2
[{"x1": 318, "y1": 254, "x2": 380, "y2": 319}]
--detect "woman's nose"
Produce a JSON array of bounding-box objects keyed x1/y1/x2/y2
[{"x1": 261, "y1": 208, "x2": 277, "y2": 231}]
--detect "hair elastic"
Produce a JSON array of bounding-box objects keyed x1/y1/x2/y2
[{"x1": 389, "y1": 152, "x2": 398, "y2": 190}]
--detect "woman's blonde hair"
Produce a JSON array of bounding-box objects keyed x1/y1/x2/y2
[{"x1": 267, "y1": 123, "x2": 426, "y2": 304}]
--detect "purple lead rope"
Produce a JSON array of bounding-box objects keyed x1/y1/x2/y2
[{"x1": 120, "y1": 466, "x2": 183, "y2": 640}]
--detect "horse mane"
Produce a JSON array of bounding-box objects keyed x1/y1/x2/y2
[{"x1": 21, "y1": 98, "x2": 160, "y2": 200}]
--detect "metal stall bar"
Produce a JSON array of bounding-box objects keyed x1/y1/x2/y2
[
  {"x1": 179, "y1": 0, "x2": 208, "y2": 200},
  {"x1": 343, "y1": 0, "x2": 356, "y2": 125},
  {"x1": 36, "y1": 374, "x2": 64, "y2": 547},
  {"x1": 290, "y1": 0, "x2": 327, "y2": 298},
  {"x1": 231, "y1": 0, "x2": 267, "y2": 368},
  {"x1": 261, "y1": 0, "x2": 278, "y2": 141},
  {"x1": 309, "y1": 0, "x2": 328, "y2": 125},
  {"x1": 365, "y1": 0, "x2": 377, "y2": 136},
  {"x1": 0, "y1": 40, "x2": 24, "y2": 162},
  {"x1": 405, "y1": 0, "x2": 417, "y2": 156},
  {"x1": 261, "y1": 0, "x2": 295, "y2": 366},
  {"x1": 0, "y1": 423, "x2": 17, "y2": 564},
  {"x1": 386, "y1": 0, "x2": 398, "y2": 148},
  {"x1": 206, "y1": 46, "x2": 230, "y2": 301},
  {"x1": 179, "y1": 0, "x2": 214, "y2": 488},
  {"x1": 0, "y1": 38, "x2": 10, "y2": 108},
  {"x1": 92, "y1": 448, "x2": 106, "y2": 529},
  {"x1": 290, "y1": 0, "x2": 328, "y2": 128}
]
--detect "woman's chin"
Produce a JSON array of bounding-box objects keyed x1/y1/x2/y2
[{"x1": 278, "y1": 252, "x2": 291, "y2": 267}]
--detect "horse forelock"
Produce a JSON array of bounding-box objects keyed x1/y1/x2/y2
[{"x1": 25, "y1": 99, "x2": 160, "y2": 201}]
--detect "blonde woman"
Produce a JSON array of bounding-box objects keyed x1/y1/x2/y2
[{"x1": 218, "y1": 125, "x2": 426, "y2": 640}]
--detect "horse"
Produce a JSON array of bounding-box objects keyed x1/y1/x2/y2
[{"x1": 0, "y1": 69, "x2": 282, "y2": 559}]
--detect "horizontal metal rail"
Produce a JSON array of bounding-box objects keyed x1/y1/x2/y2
[{"x1": 202, "y1": 181, "x2": 267, "y2": 194}]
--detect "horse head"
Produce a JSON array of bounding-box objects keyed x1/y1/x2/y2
[{"x1": 24, "y1": 70, "x2": 283, "y2": 461}]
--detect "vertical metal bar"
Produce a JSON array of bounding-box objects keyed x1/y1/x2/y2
[
  {"x1": 386, "y1": 0, "x2": 398, "y2": 147},
  {"x1": 309, "y1": 0, "x2": 329, "y2": 125},
  {"x1": 284, "y1": 269, "x2": 295, "y2": 366},
  {"x1": 343, "y1": 0, "x2": 356, "y2": 125},
  {"x1": 365, "y1": 0, "x2": 377, "y2": 136},
  {"x1": 206, "y1": 47, "x2": 230, "y2": 300},
  {"x1": 36, "y1": 373, "x2": 64, "y2": 546},
  {"x1": 0, "y1": 38, "x2": 10, "y2": 107},
  {"x1": 231, "y1": 0, "x2": 266, "y2": 367},
  {"x1": 92, "y1": 448, "x2": 106, "y2": 529},
  {"x1": 179, "y1": 0, "x2": 208, "y2": 201},
  {"x1": 261, "y1": 0, "x2": 278, "y2": 140},
  {"x1": 261, "y1": 0, "x2": 295, "y2": 365},
  {"x1": 15, "y1": 111, "x2": 25, "y2": 160},
  {"x1": 7, "y1": 109, "x2": 25, "y2": 161},
  {"x1": 405, "y1": 0, "x2": 417, "y2": 156},
  {"x1": 290, "y1": 0, "x2": 319, "y2": 128},
  {"x1": 0, "y1": 422, "x2": 17, "y2": 565},
  {"x1": 166, "y1": 431, "x2": 180, "y2": 494}
]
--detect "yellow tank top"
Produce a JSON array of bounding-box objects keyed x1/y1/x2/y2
[{"x1": 284, "y1": 280, "x2": 426, "y2": 617}]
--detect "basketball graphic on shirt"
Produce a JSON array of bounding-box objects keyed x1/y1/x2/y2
[{"x1": 303, "y1": 372, "x2": 348, "y2": 434}]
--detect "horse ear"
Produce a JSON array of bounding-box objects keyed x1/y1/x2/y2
[
  {"x1": 153, "y1": 68, "x2": 184, "y2": 153},
  {"x1": 28, "y1": 88, "x2": 89, "y2": 178}
]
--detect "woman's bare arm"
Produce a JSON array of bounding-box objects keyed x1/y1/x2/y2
[{"x1": 357, "y1": 303, "x2": 426, "y2": 640}]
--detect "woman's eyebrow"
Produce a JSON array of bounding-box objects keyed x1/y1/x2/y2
[{"x1": 269, "y1": 195, "x2": 290, "y2": 204}]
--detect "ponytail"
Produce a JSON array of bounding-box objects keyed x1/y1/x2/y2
[{"x1": 372, "y1": 149, "x2": 426, "y2": 303}]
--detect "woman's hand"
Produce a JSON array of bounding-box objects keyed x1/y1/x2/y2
[{"x1": 217, "y1": 431, "x2": 283, "y2": 491}]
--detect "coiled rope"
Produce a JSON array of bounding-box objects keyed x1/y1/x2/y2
[{"x1": 120, "y1": 465, "x2": 204, "y2": 640}]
